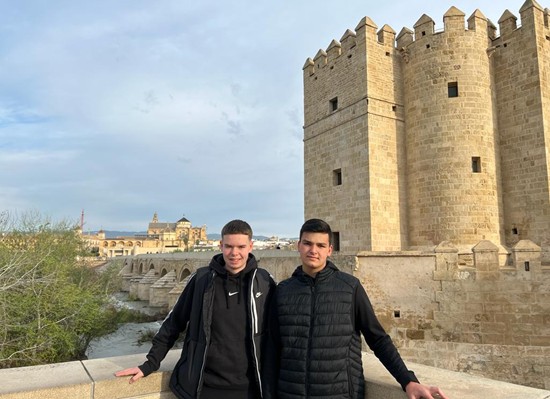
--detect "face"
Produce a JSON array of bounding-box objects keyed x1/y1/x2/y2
[
  {"x1": 298, "y1": 232, "x2": 333, "y2": 277},
  {"x1": 219, "y1": 233, "x2": 253, "y2": 274}
]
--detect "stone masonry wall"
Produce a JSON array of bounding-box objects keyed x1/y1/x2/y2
[
  {"x1": 354, "y1": 240, "x2": 550, "y2": 390},
  {"x1": 303, "y1": 27, "x2": 374, "y2": 251},
  {"x1": 123, "y1": 242, "x2": 550, "y2": 389},
  {"x1": 365, "y1": 22, "x2": 409, "y2": 251},
  {"x1": 403, "y1": 9, "x2": 503, "y2": 248},
  {"x1": 493, "y1": 3, "x2": 550, "y2": 264}
]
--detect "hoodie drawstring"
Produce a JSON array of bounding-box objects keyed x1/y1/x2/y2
[
  {"x1": 222, "y1": 277, "x2": 229, "y2": 309},
  {"x1": 237, "y1": 275, "x2": 242, "y2": 305}
]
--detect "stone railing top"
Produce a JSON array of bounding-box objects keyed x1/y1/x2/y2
[{"x1": 1, "y1": 351, "x2": 549, "y2": 399}]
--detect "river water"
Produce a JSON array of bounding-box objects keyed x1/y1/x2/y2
[{"x1": 86, "y1": 292, "x2": 178, "y2": 360}]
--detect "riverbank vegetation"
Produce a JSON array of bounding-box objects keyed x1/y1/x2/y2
[{"x1": 0, "y1": 211, "x2": 145, "y2": 368}]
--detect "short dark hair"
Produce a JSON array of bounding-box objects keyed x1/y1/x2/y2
[
  {"x1": 221, "y1": 219, "x2": 253, "y2": 239},
  {"x1": 299, "y1": 218, "x2": 332, "y2": 245}
]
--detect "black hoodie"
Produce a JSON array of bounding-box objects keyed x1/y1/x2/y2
[
  {"x1": 138, "y1": 252, "x2": 276, "y2": 399},
  {"x1": 203, "y1": 254, "x2": 257, "y2": 391}
]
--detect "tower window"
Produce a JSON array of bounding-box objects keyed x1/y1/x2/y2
[
  {"x1": 448, "y1": 82, "x2": 458, "y2": 97},
  {"x1": 333, "y1": 168, "x2": 342, "y2": 186},
  {"x1": 332, "y1": 232, "x2": 340, "y2": 251},
  {"x1": 472, "y1": 157, "x2": 481, "y2": 173},
  {"x1": 329, "y1": 97, "x2": 338, "y2": 112}
]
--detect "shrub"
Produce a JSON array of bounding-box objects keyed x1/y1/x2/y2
[{"x1": 0, "y1": 211, "x2": 119, "y2": 367}]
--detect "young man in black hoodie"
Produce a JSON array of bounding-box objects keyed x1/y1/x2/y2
[
  {"x1": 265, "y1": 218, "x2": 449, "y2": 399},
  {"x1": 116, "y1": 219, "x2": 276, "y2": 399}
]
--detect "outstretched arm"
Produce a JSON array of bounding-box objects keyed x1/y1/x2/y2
[
  {"x1": 114, "y1": 272, "x2": 199, "y2": 381},
  {"x1": 354, "y1": 284, "x2": 449, "y2": 397}
]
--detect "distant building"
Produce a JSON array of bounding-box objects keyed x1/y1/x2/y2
[
  {"x1": 82, "y1": 213, "x2": 207, "y2": 257},
  {"x1": 252, "y1": 236, "x2": 292, "y2": 250}
]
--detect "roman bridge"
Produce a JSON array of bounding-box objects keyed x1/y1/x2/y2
[{"x1": 118, "y1": 250, "x2": 301, "y2": 313}]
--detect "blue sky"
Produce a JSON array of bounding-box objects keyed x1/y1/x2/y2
[{"x1": 0, "y1": 0, "x2": 527, "y2": 237}]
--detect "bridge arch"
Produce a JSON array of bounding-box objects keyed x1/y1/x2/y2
[{"x1": 179, "y1": 267, "x2": 191, "y2": 282}]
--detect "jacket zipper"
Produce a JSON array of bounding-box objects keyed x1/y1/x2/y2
[
  {"x1": 306, "y1": 279, "x2": 316, "y2": 398},
  {"x1": 249, "y1": 269, "x2": 263, "y2": 398},
  {"x1": 196, "y1": 271, "x2": 216, "y2": 397}
]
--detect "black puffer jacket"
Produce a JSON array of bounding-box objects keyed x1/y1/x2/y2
[
  {"x1": 269, "y1": 261, "x2": 418, "y2": 399},
  {"x1": 138, "y1": 254, "x2": 275, "y2": 399}
]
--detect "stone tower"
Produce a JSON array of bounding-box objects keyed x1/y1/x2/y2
[
  {"x1": 303, "y1": 1, "x2": 550, "y2": 260},
  {"x1": 400, "y1": 7, "x2": 503, "y2": 249}
]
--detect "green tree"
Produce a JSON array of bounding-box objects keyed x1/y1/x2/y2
[{"x1": 0, "y1": 211, "x2": 119, "y2": 367}]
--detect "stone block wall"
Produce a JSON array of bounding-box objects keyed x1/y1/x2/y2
[
  {"x1": 354, "y1": 240, "x2": 550, "y2": 390},
  {"x1": 402, "y1": 9, "x2": 503, "y2": 248},
  {"x1": 120, "y1": 241, "x2": 549, "y2": 389},
  {"x1": 492, "y1": 3, "x2": 550, "y2": 263}
]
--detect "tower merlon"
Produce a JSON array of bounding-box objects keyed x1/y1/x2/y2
[
  {"x1": 519, "y1": 0, "x2": 544, "y2": 14},
  {"x1": 443, "y1": 6, "x2": 466, "y2": 32},
  {"x1": 340, "y1": 29, "x2": 357, "y2": 52},
  {"x1": 518, "y1": 0, "x2": 546, "y2": 29},
  {"x1": 303, "y1": 57, "x2": 314, "y2": 75},
  {"x1": 313, "y1": 49, "x2": 327, "y2": 70},
  {"x1": 498, "y1": 9, "x2": 518, "y2": 35},
  {"x1": 413, "y1": 14, "x2": 435, "y2": 38},
  {"x1": 377, "y1": 24, "x2": 396, "y2": 45},
  {"x1": 355, "y1": 16, "x2": 378, "y2": 42},
  {"x1": 396, "y1": 27, "x2": 414, "y2": 49},
  {"x1": 327, "y1": 39, "x2": 342, "y2": 59},
  {"x1": 467, "y1": 9, "x2": 497, "y2": 39}
]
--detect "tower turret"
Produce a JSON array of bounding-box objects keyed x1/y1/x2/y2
[{"x1": 403, "y1": 7, "x2": 503, "y2": 248}]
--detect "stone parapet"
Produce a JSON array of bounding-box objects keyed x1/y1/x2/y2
[{"x1": 1, "y1": 351, "x2": 549, "y2": 399}]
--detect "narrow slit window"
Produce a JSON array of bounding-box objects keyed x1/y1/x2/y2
[
  {"x1": 472, "y1": 157, "x2": 481, "y2": 173},
  {"x1": 333, "y1": 168, "x2": 342, "y2": 186},
  {"x1": 448, "y1": 82, "x2": 458, "y2": 97},
  {"x1": 332, "y1": 232, "x2": 340, "y2": 251},
  {"x1": 329, "y1": 97, "x2": 338, "y2": 112}
]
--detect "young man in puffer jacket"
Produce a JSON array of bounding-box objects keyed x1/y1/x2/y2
[
  {"x1": 116, "y1": 219, "x2": 276, "y2": 399},
  {"x1": 265, "y1": 218, "x2": 449, "y2": 399}
]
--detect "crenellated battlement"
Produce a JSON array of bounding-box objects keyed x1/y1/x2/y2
[{"x1": 304, "y1": 1, "x2": 550, "y2": 75}]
